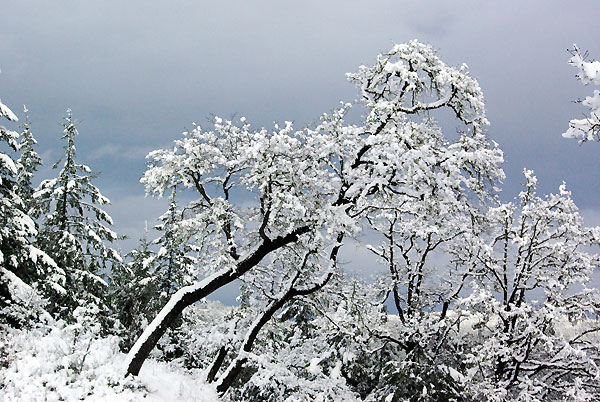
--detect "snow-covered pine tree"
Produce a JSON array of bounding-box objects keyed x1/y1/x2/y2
[
  {"x1": 111, "y1": 190, "x2": 198, "y2": 352},
  {"x1": 109, "y1": 227, "x2": 157, "y2": 350},
  {"x1": 152, "y1": 188, "x2": 198, "y2": 308},
  {"x1": 0, "y1": 95, "x2": 61, "y2": 328},
  {"x1": 15, "y1": 106, "x2": 42, "y2": 212},
  {"x1": 150, "y1": 188, "x2": 202, "y2": 358},
  {"x1": 33, "y1": 109, "x2": 121, "y2": 325}
]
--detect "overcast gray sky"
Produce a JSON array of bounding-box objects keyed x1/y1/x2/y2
[{"x1": 2, "y1": 2, "x2": 600, "y2": 300}]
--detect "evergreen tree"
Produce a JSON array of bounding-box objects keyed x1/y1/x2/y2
[
  {"x1": 109, "y1": 227, "x2": 157, "y2": 349},
  {"x1": 33, "y1": 109, "x2": 121, "y2": 323},
  {"x1": 15, "y1": 106, "x2": 42, "y2": 212},
  {"x1": 148, "y1": 188, "x2": 199, "y2": 358},
  {"x1": 152, "y1": 188, "x2": 198, "y2": 309},
  {"x1": 0, "y1": 98, "x2": 62, "y2": 327},
  {"x1": 110, "y1": 190, "x2": 197, "y2": 351}
]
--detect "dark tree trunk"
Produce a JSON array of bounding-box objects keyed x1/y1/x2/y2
[
  {"x1": 206, "y1": 346, "x2": 228, "y2": 383},
  {"x1": 214, "y1": 235, "x2": 343, "y2": 394},
  {"x1": 125, "y1": 226, "x2": 310, "y2": 376}
]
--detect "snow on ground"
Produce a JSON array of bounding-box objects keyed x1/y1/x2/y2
[
  {"x1": 1, "y1": 349, "x2": 219, "y2": 402},
  {"x1": 0, "y1": 320, "x2": 220, "y2": 402},
  {"x1": 86, "y1": 358, "x2": 220, "y2": 402}
]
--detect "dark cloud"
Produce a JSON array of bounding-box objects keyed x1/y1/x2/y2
[{"x1": 2, "y1": 0, "x2": 600, "y2": 249}]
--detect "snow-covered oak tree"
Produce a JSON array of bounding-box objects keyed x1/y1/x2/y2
[
  {"x1": 220, "y1": 276, "x2": 376, "y2": 401},
  {"x1": 456, "y1": 171, "x2": 600, "y2": 401},
  {"x1": 330, "y1": 38, "x2": 507, "y2": 396},
  {"x1": 125, "y1": 39, "x2": 504, "y2": 381},
  {"x1": 563, "y1": 45, "x2": 600, "y2": 143},
  {"x1": 126, "y1": 116, "x2": 345, "y2": 376},
  {"x1": 362, "y1": 210, "x2": 481, "y2": 400}
]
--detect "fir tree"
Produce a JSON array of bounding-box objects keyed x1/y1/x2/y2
[
  {"x1": 15, "y1": 106, "x2": 42, "y2": 212},
  {"x1": 110, "y1": 190, "x2": 197, "y2": 351},
  {"x1": 149, "y1": 188, "x2": 199, "y2": 358},
  {"x1": 0, "y1": 98, "x2": 61, "y2": 327},
  {"x1": 109, "y1": 226, "x2": 157, "y2": 349},
  {"x1": 33, "y1": 109, "x2": 121, "y2": 323},
  {"x1": 152, "y1": 188, "x2": 198, "y2": 308}
]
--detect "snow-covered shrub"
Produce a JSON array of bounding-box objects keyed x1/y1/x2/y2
[{"x1": 220, "y1": 315, "x2": 362, "y2": 402}]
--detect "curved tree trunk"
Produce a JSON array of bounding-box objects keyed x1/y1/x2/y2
[{"x1": 125, "y1": 226, "x2": 310, "y2": 376}]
